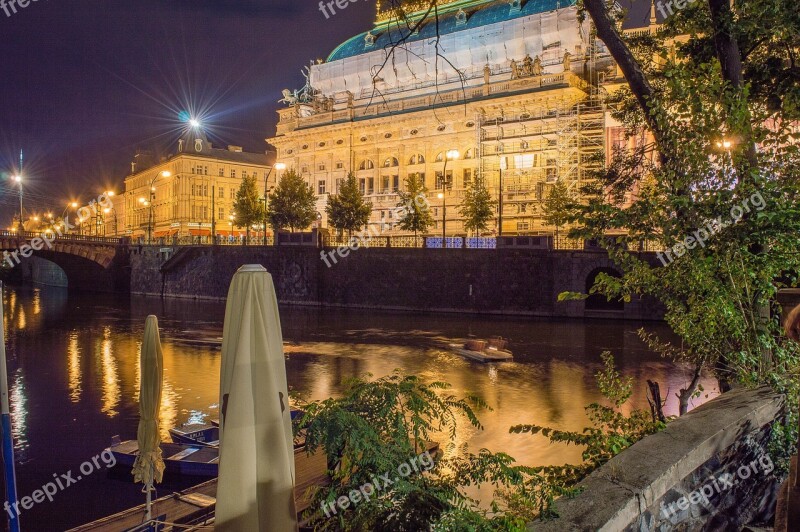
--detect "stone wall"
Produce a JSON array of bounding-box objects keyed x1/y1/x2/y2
[
  {"x1": 531, "y1": 387, "x2": 786, "y2": 531},
  {"x1": 130, "y1": 245, "x2": 664, "y2": 319}
]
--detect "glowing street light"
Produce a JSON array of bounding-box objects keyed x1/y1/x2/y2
[
  {"x1": 189, "y1": 119, "x2": 201, "y2": 129},
  {"x1": 261, "y1": 162, "x2": 287, "y2": 245},
  {"x1": 438, "y1": 149, "x2": 460, "y2": 244}
]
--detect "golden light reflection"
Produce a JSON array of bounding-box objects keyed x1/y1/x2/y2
[
  {"x1": 10, "y1": 371, "x2": 27, "y2": 453},
  {"x1": 31, "y1": 289, "x2": 41, "y2": 315},
  {"x1": 100, "y1": 328, "x2": 120, "y2": 417},
  {"x1": 16, "y1": 306, "x2": 25, "y2": 330},
  {"x1": 67, "y1": 332, "x2": 81, "y2": 403},
  {"x1": 159, "y1": 379, "x2": 178, "y2": 441}
]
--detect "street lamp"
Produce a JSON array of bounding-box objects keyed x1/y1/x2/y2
[
  {"x1": 263, "y1": 162, "x2": 286, "y2": 244},
  {"x1": 147, "y1": 171, "x2": 170, "y2": 244},
  {"x1": 12, "y1": 175, "x2": 22, "y2": 232},
  {"x1": 498, "y1": 156, "x2": 507, "y2": 237},
  {"x1": 439, "y1": 149, "x2": 460, "y2": 246}
]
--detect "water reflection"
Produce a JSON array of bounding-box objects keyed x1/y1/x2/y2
[
  {"x1": 68, "y1": 332, "x2": 81, "y2": 403},
  {"x1": 10, "y1": 370, "x2": 27, "y2": 456},
  {"x1": 0, "y1": 284, "x2": 720, "y2": 530},
  {"x1": 100, "y1": 329, "x2": 119, "y2": 417}
]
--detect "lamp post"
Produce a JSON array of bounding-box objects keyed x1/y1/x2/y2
[
  {"x1": 263, "y1": 162, "x2": 286, "y2": 245},
  {"x1": 439, "y1": 149, "x2": 460, "y2": 246},
  {"x1": 147, "y1": 171, "x2": 170, "y2": 244},
  {"x1": 498, "y1": 155, "x2": 507, "y2": 237},
  {"x1": 12, "y1": 175, "x2": 22, "y2": 233}
]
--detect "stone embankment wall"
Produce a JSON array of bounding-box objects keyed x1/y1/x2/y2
[
  {"x1": 531, "y1": 387, "x2": 786, "y2": 531},
  {"x1": 130, "y1": 245, "x2": 664, "y2": 319}
]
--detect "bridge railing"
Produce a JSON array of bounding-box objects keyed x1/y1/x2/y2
[{"x1": 0, "y1": 230, "x2": 122, "y2": 245}]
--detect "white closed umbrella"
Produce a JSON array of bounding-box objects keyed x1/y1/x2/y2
[
  {"x1": 131, "y1": 315, "x2": 165, "y2": 522},
  {"x1": 216, "y1": 265, "x2": 298, "y2": 531}
]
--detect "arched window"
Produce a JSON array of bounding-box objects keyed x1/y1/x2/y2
[
  {"x1": 463, "y1": 148, "x2": 474, "y2": 160},
  {"x1": 435, "y1": 152, "x2": 444, "y2": 162},
  {"x1": 409, "y1": 154, "x2": 425, "y2": 165},
  {"x1": 383, "y1": 157, "x2": 399, "y2": 168},
  {"x1": 359, "y1": 160, "x2": 374, "y2": 170}
]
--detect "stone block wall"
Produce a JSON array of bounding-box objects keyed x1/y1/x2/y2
[
  {"x1": 531, "y1": 387, "x2": 786, "y2": 531},
  {"x1": 130, "y1": 245, "x2": 665, "y2": 319}
]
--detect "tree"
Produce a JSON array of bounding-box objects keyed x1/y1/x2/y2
[
  {"x1": 325, "y1": 173, "x2": 372, "y2": 239},
  {"x1": 558, "y1": 0, "x2": 800, "y2": 409},
  {"x1": 541, "y1": 179, "x2": 573, "y2": 239},
  {"x1": 266, "y1": 169, "x2": 317, "y2": 233},
  {"x1": 459, "y1": 178, "x2": 496, "y2": 237},
  {"x1": 232, "y1": 175, "x2": 265, "y2": 245},
  {"x1": 396, "y1": 174, "x2": 434, "y2": 243}
]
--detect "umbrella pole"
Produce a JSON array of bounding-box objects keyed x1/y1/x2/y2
[
  {"x1": 0, "y1": 284, "x2": 20, "y2": 532},
  {"x1": 145, "y1": 470, "x2": 153, "y2": 521}
]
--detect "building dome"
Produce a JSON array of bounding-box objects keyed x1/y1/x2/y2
[{"x1": 327, "y1": 0, "x2": 577, "y2": 62}]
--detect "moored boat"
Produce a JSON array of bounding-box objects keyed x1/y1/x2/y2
[
  {"x1": 448, "y1": 337, "x2": 513, "y2": 362},
  {"x1": 169, "y1": 423, "x2": 219, "y2": 447},
  {"x1": 107, "y1": 436, "x2": 219, "y2": 478}
]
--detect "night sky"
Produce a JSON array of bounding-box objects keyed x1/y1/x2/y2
[{"x1": 0, "y1": 0, "x2": 650, "y2": 223}]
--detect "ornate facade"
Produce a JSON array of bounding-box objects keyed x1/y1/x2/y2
[
  {"x1": 269, "y1": 0, "x2": 622, "y2": 236},
  {"x1": 121, "y1": 130, "x2": 271, "y2": 241}
]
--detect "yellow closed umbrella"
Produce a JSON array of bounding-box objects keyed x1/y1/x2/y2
[
  {"x1": 131, "y1": 315, "x2": 165, "y2": 522},
  {"x1": 216, "y1": 265, "x2": 297, "y2": 531}
]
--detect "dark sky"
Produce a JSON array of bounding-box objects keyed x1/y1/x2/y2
[
  {"x1": 0, "y1": 0, "x2": 650, "y2": 222},
  {"x1": 0, "y1": 0, "x2": 374, "y2": 220}
]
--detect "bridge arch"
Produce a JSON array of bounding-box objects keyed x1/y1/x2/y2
[{"x1": 0, "y1": 232, "x2": 129, "y2": 292}]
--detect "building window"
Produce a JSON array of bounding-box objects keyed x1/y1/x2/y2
[
  {"x1": 464, "y1": 148, "x2": 474, "y2": 159},
  {"x1": 243, "y1": 171, "x2": 248, "y2": 179},
  {"x1": 517, "y1": 221, "x2": 530, "y2": 231},
  {"x1": 519, "y1": 203, "x2": 527, "y2": 214},
  {"x1": 204, "y1": 184, "x2": 209, "y2": 196},
  {"x1": 392, "y1": 175, "x2": 399, "y2": 192},
  {"x1": 301, "y1": 165, "x2": 309, "y2": 174},
  {"x1": 435, "y1": 152, "x2": 444, "y2": 162},
  {"x1": 382, "y1": 176, "x2": 390, "y2": 193},
  {"x1": 383, "y1": 157, "x2": 399, "y2": 168},
  {"x1": 336, "y1": 161, "x2": 344, "y2": 169},
  {"x1": 219, "y1": 188, "x2": 224, "y2": 198},
  {"x1": 358, "y1": 178, "x2": 366, "y2": 194},
  {"x1": 219, "y1": 168, "x2": 224, "y2": 177},
  {"x1": 463, "y1": 168, "x2": 473, "y2": 187},
  {"x1": 318, "y1": 180, "x2": 326, "y2": 195},
  {"x1": 409, "y1": 154, "x2": 425, "y2": 165},
  {"x1": 318, "y1": 164, "x2": 326, "y2": 171},
  {"x1": 219, "y1": 207, "x2": 224, "y2": 220},
  {"x1": 536, "y1": 182, "x2": 545, "y2": 200},
  {"x1": 335, "y1": 177, "x2": 344, "y2": 192},
  {"x1": 191, "y1": 184, "x2": 196, "y2": 195},
  {"x1": 359, "y1": 160, "x2": 374, "y2": 170},
  {"x1": 367, "y1": 177, "x2": 374, "y2": 194},
  {"x1": 231, "y1": 169, "x2": 236, "y2": 178}
]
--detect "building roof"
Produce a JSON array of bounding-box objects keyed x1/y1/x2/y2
[
  {"x1": 172, "y1": 129, "x2": 269, "y2": 166},
  {"x1": 327, "y1": 0, "x2": 576, "y2": 62}
]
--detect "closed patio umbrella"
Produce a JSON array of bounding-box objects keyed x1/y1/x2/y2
[
  {"x1": 216, "y1": 265, "x2": 297, "y2": 531},
  {"x1": 131, "y1": 315, "x2": 165, "y2": 522}
]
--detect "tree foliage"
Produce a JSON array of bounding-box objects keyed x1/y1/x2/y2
[
  {"x1": 232, "y1": 175, "x2": 265, "y2": 245},
  {"x1": 459, "y1": 178, "x2": 496, "y2": 237},
  {"x1": 561, "y1": 0, "x2": 800, "y2": 407},
  {"x1": 325, "y1": 173, "x2": 372, "y2": 238},
  {"x1": 541, "y1": 180, "x2": 574, "y2": 238},
  {"x1": 294, "y1": 356, "x2": 664, "y2": 530},
  {"x1": 396, "y1": 175, "x2": 434, "y2": 239},
  {"x1": 267, "y1": 169, "x2": 318, "y2": 233}
]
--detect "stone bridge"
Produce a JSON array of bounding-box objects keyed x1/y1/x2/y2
[{"x1": 0, "y1": 231, "x2": 130, "y2": 292}]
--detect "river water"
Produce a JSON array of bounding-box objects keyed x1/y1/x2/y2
[{"x1": 1, "y1": 284, "x2": 717, "y2": 530}]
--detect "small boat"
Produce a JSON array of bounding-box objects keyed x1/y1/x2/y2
[
  {"x1": 169, "y1": 423, "x2": 219, "y2": 447},
  {"x1": 107, "y1": 436, "x2": 219, "y2": 478},
  {"x1": 448, "y1": 337, "x2": 513, "y2": 362}
]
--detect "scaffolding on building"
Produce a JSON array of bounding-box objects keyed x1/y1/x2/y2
[{"x1": 477, "y1": 83, "x2": 605, "y2": 235}]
